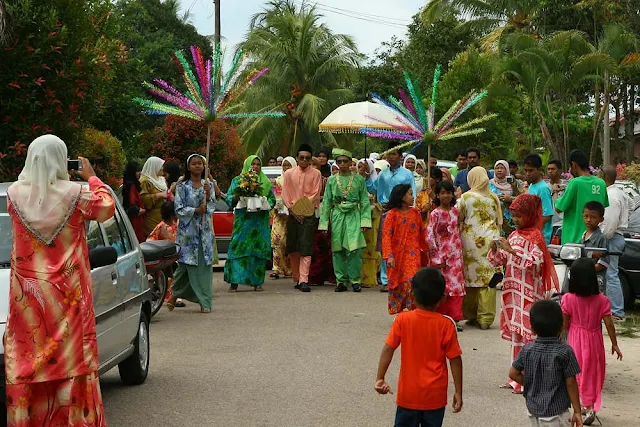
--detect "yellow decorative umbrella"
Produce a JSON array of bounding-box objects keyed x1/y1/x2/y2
[{"x1": 318, "y1": 101, "x2": 409, "y2": 134}]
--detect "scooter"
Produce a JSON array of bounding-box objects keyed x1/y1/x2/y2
[
  {"x1": 139, "y1": 240, "x2": 180, "y2": 317},
  {"x1": 548, "y1": 244, "x2": 622, "y2": 294}
]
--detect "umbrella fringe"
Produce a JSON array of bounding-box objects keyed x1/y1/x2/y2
[{"x1": 318, "y1": 124, "x2": 414, "y2": 133}]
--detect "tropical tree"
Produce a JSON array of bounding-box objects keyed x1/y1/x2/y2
[
  {"x1": 499, "y1": 31, "x2": 614, "y2": 164},
  {"x1": 421, "y1": 0, "x2": 543, "y2": 50},
  {"x1": 237, "y1": 0, "x2": 361, "y2": 156}
]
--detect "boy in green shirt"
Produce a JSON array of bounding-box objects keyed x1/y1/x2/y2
[{"x1": 555, "y1": 149, "x2": 608, "y2": 244}]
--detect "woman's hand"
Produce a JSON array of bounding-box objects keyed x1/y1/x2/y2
[
  {"x1": 195, "y1": 203, "x2": 207, "y2": 215},
  {"x1": 139, "y1": 208, "x2": 146, "y2": 216},
  {"x1": 155, "y1": 192, "x2": 168, "y2": 200},
  {"x1": 75, "y1": 157, "x2": 97, "y2": 181},
  {"x1": 387, "y1": 257, "x2": 395, "y2": 268},
  {"x1": 498, "y1": 237, "x2": 516, "y2": 254},
  {"x1": 502, "y1": 194, "x2": 512, "y2": 203}
]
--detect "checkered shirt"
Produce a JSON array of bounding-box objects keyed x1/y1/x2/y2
[{"x1": 512, "y1": 336, "x2": 581, "y2": 418}]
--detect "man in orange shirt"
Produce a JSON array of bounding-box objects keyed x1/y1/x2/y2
[{"x1": 375, "y1": 268, "x2": 464, "y2": 427}]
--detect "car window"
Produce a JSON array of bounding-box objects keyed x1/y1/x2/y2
[
  {"x1": 103, "y1": 208, "x2": 131, "y2": 255},
  {"x1": 86, "y1": 221, "x2": 105, "y2": 250},
  {"x1": 215, "y1": 199, "x2": 230, "y2": 213}
]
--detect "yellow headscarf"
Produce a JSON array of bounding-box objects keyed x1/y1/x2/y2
[{"x1": 467, "y1": 166, "x2": 503, "y2": 225}]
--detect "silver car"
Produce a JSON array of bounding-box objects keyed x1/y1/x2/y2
[{"x1": 0, "y1": 183, "x2": 152, "y2": 409}]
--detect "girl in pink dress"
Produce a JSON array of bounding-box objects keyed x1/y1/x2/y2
[
  {"x1": 427, "y1": 181, "x2": 465, "y2": 327},
  {"x1": 561, "y1": 258, "x2": 623, "y2": 425}
]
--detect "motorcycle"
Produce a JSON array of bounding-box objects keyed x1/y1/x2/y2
[
  {"x1": 139, "y1": 240, "x2": 180, "y2": 317},
  {"x1": 548, "y1": 244, "x2": 622, "y2": 294}
]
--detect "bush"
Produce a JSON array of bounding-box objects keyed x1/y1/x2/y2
[
  {"x1": 142, "y1": 116, "x2": 245, "y2": 190},
  {"x1": 71, "y1": 128, "x2": 127, "y2": 188}
]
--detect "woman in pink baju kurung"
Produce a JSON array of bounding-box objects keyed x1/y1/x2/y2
[{"x1": 6, "y1": 135, "x2": 114, "y2": 427}]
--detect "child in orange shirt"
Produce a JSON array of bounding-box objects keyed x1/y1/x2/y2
[
  {"x1": 147, "y1": 201, "x2": 177, "y2": 241},
  {"x1": 375, "y1": 268, "x2": 464, "y2": 427}
]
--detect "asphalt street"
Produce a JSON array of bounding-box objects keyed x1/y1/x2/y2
[{"x1": 100, "y1": 272, "x2": 640, "y2": 427}]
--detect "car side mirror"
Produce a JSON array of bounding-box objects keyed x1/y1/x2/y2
[{"x1": 89, "y1": 246, "x2": 118, "y2": 269}]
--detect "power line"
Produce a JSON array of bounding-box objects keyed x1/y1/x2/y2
[
  {"x1": 291, "y1": 0, "x2": 410, "y2": 29},
  {"x1": 314, "y1": 2, "x2": 411, "y2": 24}
]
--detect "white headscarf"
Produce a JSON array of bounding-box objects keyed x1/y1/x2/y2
[
  {"x1": 141, "y1": 156, "x2": 167, "y2": 192},
  {"x1": 7, "y1": 134, "x2": 82, "y2": 245},
  {"x1": 374, "y1": 160, "x2": 390, "y2": 172},
  {"x1": 403, "y1": 154, "x2": 417, "y2": 171},
  {"x1": 369, "y1": 152, "x2": 380, "y2": 161},
  {"x1": 356, "y1": 158, "x2": 378, "y2": 181},
  {"x1": 277, "y1": 156, "x2": 297, "y2": 186}
]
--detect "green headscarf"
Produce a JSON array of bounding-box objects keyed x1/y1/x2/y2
[{"x1": 241, "y1": 155, "x2": 273, "y2": 197}]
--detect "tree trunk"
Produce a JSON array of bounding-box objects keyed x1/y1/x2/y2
[
  {"x1": 591, "y1": 81, "x2": 601, "y2": 165},
  {"x1": 536, "y1": 106, "x2": 563, "y2": 163},
  {"x1": 562, "y1": 105, "x2": 570, "y2": 167},
  {"x1": 602, "y1": 71, "x2": 611, "y2": 166},
  {"x1": 545, "y1": 94, "x2": 566, "y2": 165}
]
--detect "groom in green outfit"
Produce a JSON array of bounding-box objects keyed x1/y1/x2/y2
[{"x1": 319, "y1": 148, "x2": 372, "y2": 292}]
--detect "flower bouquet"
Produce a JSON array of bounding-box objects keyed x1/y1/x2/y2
[{"x1": 233, "y1": 172, "x2": 270, "y2": 212}]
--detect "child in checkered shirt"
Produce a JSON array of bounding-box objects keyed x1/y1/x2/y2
[{"x1": 509, "y1": 300, "x2": 583, "y2": 427}]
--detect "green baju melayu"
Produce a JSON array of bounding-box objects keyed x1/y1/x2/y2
[{"x1": 318, "y1": 172, "x2": 372, "y2": 285}]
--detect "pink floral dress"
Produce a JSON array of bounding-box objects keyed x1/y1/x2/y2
[
  {"x1": 6, "y1": 177, "x2": 114, "y2": 426},
  {"x1": 427, "y1": 207, "x2": 465, "y2": 296}
]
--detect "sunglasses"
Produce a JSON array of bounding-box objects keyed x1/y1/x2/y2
[
  {"x1": 336, "y1": 159, "x2": 350, "y2": 164},
  {"x1": 298, "y1": 155, "x2": 311, "y2": 161}
]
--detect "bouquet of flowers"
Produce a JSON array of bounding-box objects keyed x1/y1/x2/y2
[
  {"x1": 233, "y1": 172, "x2": 269, "y2": 211},
  {"x1": 234, "y1": 172, "x2": 262, "y2": 197}
]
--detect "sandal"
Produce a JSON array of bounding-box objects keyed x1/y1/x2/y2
[
  {"x1": 254, "y1": 286, "x2": 264, "y2": 292},
  {"x1": 270, "y1": 272, "x2": 280, "y2": 279},
  {"x1": 167, "y1": 302, "x2": 175, "y2": 311},
  {"x1": 200, "y1": 308, "x2": 212, "y2": 314},
  {"x1": 499, "y1": 384, "x2": 513, "y2": 390}
]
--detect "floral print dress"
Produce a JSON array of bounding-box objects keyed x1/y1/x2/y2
[
  {"x1": 270, "y1": 176, "x2": 292, "y2": 276},
  {"x1": 6, "y1": 177, "x2": 114, "y2": 427},
  {"x1": 427, "y1": 206, "x2": 465, "y2": 297},
  {"x1": 458, "y1": 192, "x2": 502, "y2": 288}
]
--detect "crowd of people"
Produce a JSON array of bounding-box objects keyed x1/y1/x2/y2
[{"x1": 4, "y1": 133, "x2": 631, "y2": 427}]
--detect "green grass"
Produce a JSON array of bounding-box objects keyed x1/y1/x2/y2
[{"x1": 616, "y1": 306, "x2": 640, "y2": 338}]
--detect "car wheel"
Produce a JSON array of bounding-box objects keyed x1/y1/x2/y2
[
  {"x1": 620, "y1": 273, "x2": 635, "y2": 310},
  {"x1": 118, "y1": 311, "x2": 150, "y2": 386},
  {"x1": 150, "y1": 271, "x2": 167, "y2": 317}
]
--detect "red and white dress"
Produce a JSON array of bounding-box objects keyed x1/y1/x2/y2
[
  {"x1": 6, "y1": 176, "x2": 114, "y2": 426},
  {"x1": 489, "y1": 232, "x2": 547, "y2": 392},
  {"x1": 427, "y1": 206, "x2": 466, "y2": 320}
]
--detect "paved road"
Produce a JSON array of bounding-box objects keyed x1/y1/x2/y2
[{"x1": 100, "y1": 272, "x2": 640, "y2": 427}]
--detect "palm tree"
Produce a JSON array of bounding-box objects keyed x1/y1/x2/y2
[
  {"x1": 500, "y1": 31, "x2": 614, "y2": 164},
  {"x1": 0, "y1": 0, "x2": 8, "y2": 44},
  {"x1": 590, "y1": 24, "x2": 640, "y2": 164},
  {"x1": 237, "y1": 0, "x2": 361, "y2": 157},
  {"x1": 421, "y1": 0, "x2": 543, "y2": 50}
]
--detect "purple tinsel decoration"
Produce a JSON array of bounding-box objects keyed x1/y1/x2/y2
[
  {"x1": 251, "y1": 68, "x2": 269, "y2": 83},
  {"x1": 397, "y1": 89, "x2": 419, "y2": 123},
  {"x1": 148, "y1": 88, "x2": 204, "y2": 118},
  {"x1": 205, "y1": 59, "x2": 212, "y2": 110},
  {"x1": 360, "y1": 127, "x2": 416, "y2": 140}
]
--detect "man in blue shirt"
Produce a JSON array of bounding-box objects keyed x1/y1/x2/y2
[
  {"x1": 524, "y1": 154, "x2": 554, "y2": 243},
  {"x1": 454, "y1": 147, "x2": 493, "y2": 193},
  {"x1": 366, "y1": 142, "x2": 416, "y2": 292}
]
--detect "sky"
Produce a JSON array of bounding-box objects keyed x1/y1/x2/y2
[{"x1": 179, "y1": 0, "x2": 425, "y2": 57}]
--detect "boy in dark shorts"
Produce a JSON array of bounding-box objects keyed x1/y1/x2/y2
[
  {"x1": 509, "y1": 300, "x2": 583, "y2": 427},
  {"x1": 375, "y1": 268, "x2": 463, "y2": 427}
]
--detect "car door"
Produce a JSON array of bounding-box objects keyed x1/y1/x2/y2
[
  {"x1": 102, "y1": 205, "x2": 144, "y2": 346},
  {"x1": 86, "y1": 219, "x2": 123, "y2": 364}
]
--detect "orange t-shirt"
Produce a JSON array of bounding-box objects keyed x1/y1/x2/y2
[{"x1": 385, "y1": 310, "x2": 462, "y2": 410}]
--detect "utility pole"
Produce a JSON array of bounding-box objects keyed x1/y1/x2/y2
[
  {"x1": 214, "y1": 0, "x2": 221, "y2": 48},
  {"x1": 214, "y1": 0, "x2": 221, "y2": 90}
]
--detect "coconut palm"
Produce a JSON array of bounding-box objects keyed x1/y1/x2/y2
[
  {"x1": 500, "y1": 31, "x2": 615, "y2": 163},
  {"x1": 421, "y1": 0, "x2": 543, "y2": 50},
  {"x1": 237, "y1": 0, "x2": 361, "y2": 157}
]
